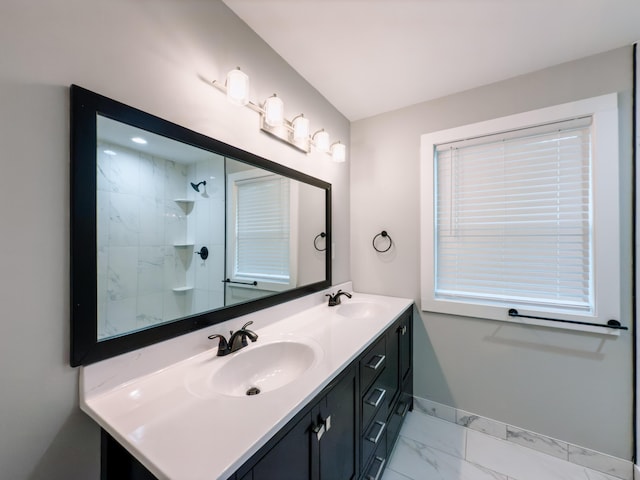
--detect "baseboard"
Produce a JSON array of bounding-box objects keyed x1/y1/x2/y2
[{"x1": 413, "y1": 396, "x2": 633, "y2": 480}]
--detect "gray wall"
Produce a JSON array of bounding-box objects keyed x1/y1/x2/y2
[
  {"x1": 351, "y1": 46, "x2": 634, "y2": 459},
  {"x1": 0, "y1": 1, "x2": 349, "y2": 479}
]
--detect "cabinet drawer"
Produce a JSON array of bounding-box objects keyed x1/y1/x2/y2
[
  {"x1": 362, "y1": 377, "x2": 388, "y2": 433},
  {"x1": 362, "y1": 431, "x2": 387, "y2": 480},
  {"x1": 361, "y1": 405, "x2": 387, "y2": 469},
  {"x1": 360, "y1": 336, "x2": 386, "y2": 393}
]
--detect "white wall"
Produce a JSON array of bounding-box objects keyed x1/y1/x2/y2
[
  {"x1": 0, "y1": 1, "x2": 349, "y2": 479},
  {"x1": 351, "y1": 46, "x2": 634, "y2": 459}
]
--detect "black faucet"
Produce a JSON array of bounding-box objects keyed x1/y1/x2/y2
[
  {"x1": 326, "y1": 289, "x2": 352, "y2": 306},
  {"x1": 208, "y1": 321, "x2": 258, "y2": 356}
]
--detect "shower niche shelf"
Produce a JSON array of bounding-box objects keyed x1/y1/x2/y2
[
  {"x1": 173, "y1": 243, "x2": 194, "y2": 248},
  {"x1": 174, "y1": 199, "x2": 195, "y2": 215},
  {"x1": 172, "y1": 286, "x2": 193, "y2": 293}
]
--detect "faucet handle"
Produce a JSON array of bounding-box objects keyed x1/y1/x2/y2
[
  {"x1": 207, "y1": 333, "x2": 229, "y2": 356},
  {"x1": 241, "y1": 321, "x2": 254, "y2": 330}
]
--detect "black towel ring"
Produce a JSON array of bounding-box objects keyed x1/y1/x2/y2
[
  {"x1": 373, "y1": 230, "x2": 393, "y2": 253},
  {"x1": 314, "y1": 232, "x2": 327, "y2": 251}
]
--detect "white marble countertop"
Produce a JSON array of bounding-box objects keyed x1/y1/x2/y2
[{"x1": 80, "y1": 285, "x2": 413, "y2": 480}]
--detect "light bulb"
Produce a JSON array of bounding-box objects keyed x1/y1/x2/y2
[
  {"x1": 313, "y1": 130, "x2": 330, "y2": 152},
  {"x1": 264, "y1": 94, "x2": 284, "y2": 127},
  {"x1": 331, "y1": 142, "x2": 346, "y2": 163},
  {"x1": 226, "y1": 68, "x2": 249, "y2": 106},
  {"x1": 292, "y1": 115, "x2": 310, "y2": 141}
]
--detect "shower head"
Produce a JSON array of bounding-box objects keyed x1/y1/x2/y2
[{"x1": 190, "y1": 180, "x2": 206, "y2": 192}]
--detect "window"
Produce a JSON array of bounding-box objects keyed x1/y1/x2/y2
[
  {"x1": 227, "y1": 170, "x2": 298, "y2": 290},
  {"x1": 421, "y1": 94, "x2": 620, "y2": 333}
]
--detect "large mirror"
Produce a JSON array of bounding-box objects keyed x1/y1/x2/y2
[{"x1": 71, "y1": 85, "x2": 331, "y2": 366}]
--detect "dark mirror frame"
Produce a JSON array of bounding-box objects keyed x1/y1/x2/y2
[{"x1": 70, "y1": 85, "x2": 332, "y2": 367}]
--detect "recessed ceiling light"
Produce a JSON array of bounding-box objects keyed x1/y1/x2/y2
[
  {"x1": 103, "y1": 149, "x2": 117, "y2": 156},
  {"x1": 131, "y1": 137, "x2": 147, "y2": 144}
]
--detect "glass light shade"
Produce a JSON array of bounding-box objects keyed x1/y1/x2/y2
[
  {"x1": 331, "y1": 143, "x2": 347, "y2": 163},
  {"x1": 226, "y1": 68, "x2": 250, "y2": 106},
  {"x1": 292, "y1": 115, "x2": 310, "y2": 141},
  {"x1": 264, "y1": 94, "x2": 284, "y2": 127},
  {"x1": 314, "y1": 130, "x2": 330, "y2": 152}
]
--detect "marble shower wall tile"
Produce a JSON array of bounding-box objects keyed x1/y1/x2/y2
[
  {"x1": 136, "y1": 293, "x2": 164, "y2": 328},
  {"x1": 137, "y1": 247, "x2": 165, "y2": 296},
  {"x1": 109, "y1": 192, "x2": 140, "y2": 247},
  {"x1": 139, "y1": 154, "x2": 165, "y2": 200},
  {"x1": 107, "y1": 246, "x2": 138, "y2": 301}
]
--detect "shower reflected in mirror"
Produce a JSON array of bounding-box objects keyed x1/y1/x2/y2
[
  {"x1": 71, "y1": 85, "x2": 331, "y2": 366},
  {"x1": 190, "y1": 180, "x2": 206, "y2": 192}
]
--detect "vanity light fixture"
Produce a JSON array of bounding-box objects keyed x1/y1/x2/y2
[
  {"x1": 264, "y1": 94, "x2": 284, "y2": 127},
  {"x1": 291, "y1": 114, "x2": 310, "y2": 141},
  {"x1": 211, "y1": 68, "x2": 347, "y2": 161},
  {"x1": 103, "y1": 149, "x2": 117, "y2": 156},
  {"x1": 131, "y1": 137, "x2": 147, "y2": 145},
  {"x1": 331, "y1": 142, "x2": 347, "y2": 163},
  {"x1": 226, "y1": 67, "x2": 250, "y2": 106},
  {"x1": 312, "y1": 129, "x2": 330, "y2": 153}
]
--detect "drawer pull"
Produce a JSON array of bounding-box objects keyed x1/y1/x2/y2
[
  {"x1": 366, "y1": 421, "x2": 386, "y2": 444},
  {"x1": 366, "y1": 456, "x2": 386, "y2": 480},
  {"x1": 312, "y1": 422, "x2": 326, "y2": 441},
  {"x1": 366, "y1": 354, "x2": 385, "y2": 371},
  {"x1": 365, "y1": 388, "x2": 386, "y2": 408}
]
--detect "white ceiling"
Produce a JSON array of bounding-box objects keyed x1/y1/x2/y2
[{"x1": 223, "y1": 0, "x2": 640, "y2": 121}]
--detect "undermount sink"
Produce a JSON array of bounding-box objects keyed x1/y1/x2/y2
[
  {"x1": 208, "y1": 339, "x2": 322, "y2": 397},
  {"x1": 336, "y1": 301, "x2": 389, "y2": 319}
]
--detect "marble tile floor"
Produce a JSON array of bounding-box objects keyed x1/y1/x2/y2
[{"x1": 382, "y1": 410, "x2": 621, "y2": 480}]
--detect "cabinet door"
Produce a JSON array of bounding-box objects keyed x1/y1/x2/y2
[
  {"x1": 319, "y1": 368, "x2": 357, "y2": 480},
  {"x1": 383, "y1": 323, "x2": 399, "y2": 409},
  {"x1": 252, "y1": 411, "x2": 313, "y2": 480},
  {"x1": 398, "y1": 309, "x2": 412, "y2": 384}
]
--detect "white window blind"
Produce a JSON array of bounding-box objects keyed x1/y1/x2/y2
[
  {"x1": 235, "y1": 175, "x2": 290, "y2": 282},
  {"x1": 434, "y1": 117, "x2": 593, "y2": 313}
]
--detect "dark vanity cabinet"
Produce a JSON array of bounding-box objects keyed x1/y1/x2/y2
[
  {"x1": 101, "y1": 306, "x2": 413, "y2": 480},
  {"x1": 234, "y1": 306, "x2": 413, "y2": 480},
  {"x1": 360, "y1": 307, "x2": 413, "y2": 480},
  {"x1": 242, "y1": 366, "x2": 357, "y2": 480}
]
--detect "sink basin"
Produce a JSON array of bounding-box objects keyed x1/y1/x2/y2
[
  {"x1": 208, "y1": 339, "x2": 322, "y2": 397},
  {"x1": 337, "y1": 301, "x2": 389, "y2": 319}
]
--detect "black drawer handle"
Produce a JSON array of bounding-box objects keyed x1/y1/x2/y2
[
  {"x1": 366, "y1": 354, "x2": 385, "y2": 371},
  {"x1": 366, "y1": 421, "x2": 386, "y2": 444},
  {"x1": 366, "y1": 456, "x2": 386, "y2": 480},
  {"x1": 365, "y1": 388, "x2": 386, "y2": 408}
]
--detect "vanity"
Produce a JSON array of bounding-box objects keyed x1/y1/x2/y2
[{"x1": 82, "y1": 290, "x2": 413, "y2": 480}]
